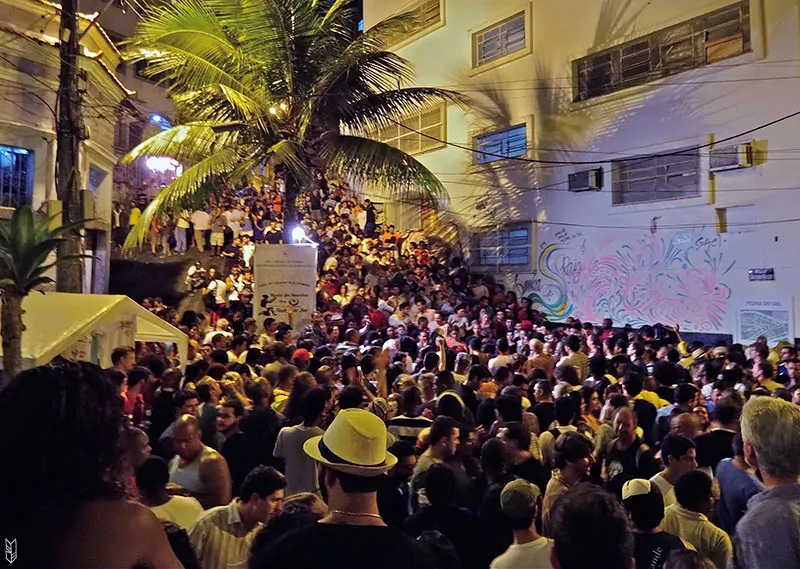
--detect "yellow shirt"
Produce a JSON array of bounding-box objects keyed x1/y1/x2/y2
[
  {"x1": 272, "y1": 388, "x2": 290, "y2": 413},
  {"x1": 635, "y1": 390, "x2": 669, "y2": 409},
  {"x1": 663, "y1": 504, "x2": 732, "y2": 569},
  {"x1": 129, "y1": 207, "x2": 141, "y2": 226},
  {"x1": 761, "y1": 379, "x2": 784, "y2": 393}
]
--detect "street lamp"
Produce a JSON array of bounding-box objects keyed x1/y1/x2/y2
[{"x1": 291, "y1": 225, "x2": 307, "y2": 243}]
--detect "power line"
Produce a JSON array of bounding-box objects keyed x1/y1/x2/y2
[{"x1": 387, "y1": 108, "x2": 800, "y2": 166}]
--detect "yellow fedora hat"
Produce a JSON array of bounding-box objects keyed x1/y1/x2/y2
[{"x1": 304, "y1": 408, "x2": 397, "y2": 477}]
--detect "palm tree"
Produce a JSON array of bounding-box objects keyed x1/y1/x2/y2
[
  {"x1": 123, "y1": 0, "x2": 465, "y2": 245},
  {"x1": 0, "y1": 206, "x2": 86, "y2": 379}
]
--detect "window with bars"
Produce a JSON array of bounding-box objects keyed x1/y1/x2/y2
[
  {"x1": 0, "y1": 144, "x2": 34, "y2": 208},
  {"x1": 474, "y1": 124, "x2": 527, "y2": 164},
  {"x1": 612, "y1": 148, "x2": 700, "y2": 205},
  {"x1": 574, "y1": 1, "x2": 750, "y2": 101},
  {"x1": 389, "y1": 0, "x2": 442, "y2": 45},
  {"x1": 473, "y1": 224, "x2": 531, "y2": 267},
  {"x1": 473, "y1": 12, "x2": 527, "y2": 68},
  {"x1": 373, "y1": 104, "x2": 445, "y2": 155}
]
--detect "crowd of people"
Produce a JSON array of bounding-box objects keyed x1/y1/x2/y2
[{"x1": 5, "y1": 176, "x2": 800, "y2": 569}]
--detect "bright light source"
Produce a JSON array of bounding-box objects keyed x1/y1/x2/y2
[
  {"x1": 291, "y1": 226, "x2": 306, "y2": 243},
  {"x1": 279, "y1": 102, "x2": 287, "y2": 111},
  {"x1": 145, "y1": 156, "x2": 180, "y2": 173},
  {"x1": 269, "y1": 107, "x2": 278, "y2": 115},
  {"x1": 150, "y1": 114, "x2": 164, "y2": 124}
]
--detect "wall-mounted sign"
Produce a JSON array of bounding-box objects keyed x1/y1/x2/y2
[{"x1": 749, "y1": 268, "x2": 775, "y2": 281}]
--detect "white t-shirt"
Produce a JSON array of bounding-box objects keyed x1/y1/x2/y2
[
  {"x1": 488, "y1": 354, "x2": 513, "y2": 374},
  {"x1": 207, "y1": 279, "x2": 228, "y2": 305},
  {"x1": 191, "y1": 210, "x2": 211, "y2": 230},
  {"x1": 650, "y1": 472, "x2": 677, "y2": 507},
  {"x1": 490, "y1": 537, "x2": 554, "y2": 569},
  {"x1": 242, "y1": 243, "x2": 255, "y2": 267},
  {"x1": 149, "y1": 495, "x2": 204, "y2": 530}
]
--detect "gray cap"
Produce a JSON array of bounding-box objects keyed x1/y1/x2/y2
[{"x1": 500, "y1": 479, "x2": 541, "y2": 520}]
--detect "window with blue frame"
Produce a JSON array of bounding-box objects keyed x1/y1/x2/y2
[
  {"x1": 474, "y1": 124, "x2": 527, "y2": 164},
  {"x1": 474, "y1": 224, "x2": 531, "y2": 267},
  {"x1": 0, "y1": 144, "x2": 34, "y2": 208}
]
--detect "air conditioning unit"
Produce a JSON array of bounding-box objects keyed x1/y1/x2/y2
[
  {"x1": 568, "y1": 168, "x2": 603, "y2": 192},
  {"x1": 709, "y1": 142, "x2": 754, "y2": 172}
]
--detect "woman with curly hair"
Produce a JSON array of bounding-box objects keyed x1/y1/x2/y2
[{"x1": 0, "y1": 363, "x2": 181, "y2": 569}]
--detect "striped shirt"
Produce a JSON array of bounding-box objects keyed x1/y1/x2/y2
[
  {"x1": 387, "y1": 415, "x2": 433, "y2": 445},
  {"x1": 189, "y1": 500, "x2": 261, "y2": 569}
]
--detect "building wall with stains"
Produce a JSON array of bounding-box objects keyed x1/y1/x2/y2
[{"x1": 364, "y1": 0, "x2": 800, "y2": 339}]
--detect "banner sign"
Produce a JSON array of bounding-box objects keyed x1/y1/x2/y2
[
  {"x1": 253, "y1": 244, "x2": 317, "y2": 331},
  {"x1": 734, "y1": 298, "x2": 794, "y2": 346}
]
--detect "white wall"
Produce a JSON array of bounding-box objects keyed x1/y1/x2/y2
[{"x1": 364, "y1": 0, "x2": 800, "y2": 337}]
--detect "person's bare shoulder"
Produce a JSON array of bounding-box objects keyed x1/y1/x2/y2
[{"x1": 58, "y1": 500, "x2": 183, "y2": 568}]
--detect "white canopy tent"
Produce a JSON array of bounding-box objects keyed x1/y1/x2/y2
[{"x1": 0, "y1": 293, "x2": 188, "y2": 370}]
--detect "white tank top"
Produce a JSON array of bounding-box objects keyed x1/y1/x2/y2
[{"x1": 169, "y1": 445, "x2": 216, "y2": 495}]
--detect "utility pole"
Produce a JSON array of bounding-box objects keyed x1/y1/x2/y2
[{"x1": 56, "y1": 0, "x2": 85, "y2": 292}]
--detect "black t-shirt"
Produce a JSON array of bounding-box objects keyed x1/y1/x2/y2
[
  {"x1": 252, "y1": 522, "x2": 437, "y2": 569},
  {"x1": 531, "y1": 402, "x2": 555, "y2": 432},
  {"x1": 265, "y1": 229, "x2": 282, "y2": 244},
  {"x1": 633, "y1": 531, "x2": 686, "y2": 569},
  {"x1": 511, "y1": 457, "x2": 551, "y2": 496},
  {"x1": 632, "y1": 399, "x2": 657, "y2": 445},
  {"x1": 366, "y1": 204, "x2": 376, "y2": 224},
  {"x1": 694, "y1": 429, "x2": 735, "y2": 473},
  {"x1": 310, "y1": 194, "x2": 322, "y2": 209}
]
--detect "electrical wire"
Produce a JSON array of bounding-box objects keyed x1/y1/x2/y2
[{"x1": 386, "y1": 107, "x2": 800, "y2": 166}]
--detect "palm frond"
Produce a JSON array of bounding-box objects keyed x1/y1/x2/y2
[
  {"x1": 125, "y1": 148, "x2": 254, "y2": 248},
  {"x1": 340, "y1": 87, "x2": 468, "y2": 133},
  {"x1": 123, "y1": 123, "x2": 237, "y2": 164},
  {"x1": 0, "y1": 206, "x2": 86, "y2": 294},
  {"x1": 321, "y1": 134, "x2": 445, "y2": 205},
  {"x1": 124, "y1": 0, "x2": 255, "y2": 97},
  {"x1": 267, "y1": 139, "x2": 312, "y2": 185}
]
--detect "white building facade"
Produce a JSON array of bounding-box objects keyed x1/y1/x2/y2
[
  {"x1": 363, "y1": 0, "x2": 800, "y2": 342},
  {"x1": 0, "y1": 0, "x2": 133, "y2": 292}
]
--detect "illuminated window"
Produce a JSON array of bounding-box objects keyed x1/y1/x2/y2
[
  {"x1": 574, "y1": 1, "x2": 750, "y2": 101},
  {"x1": 387, "y1": 0, "x2": 442, "y2": 46},
  {"x1": 0, "y1": 144, "x2": 34, "y2": 208},
  {"x1": 373, "y1": 104, "x2": 445, "y2": 155}
]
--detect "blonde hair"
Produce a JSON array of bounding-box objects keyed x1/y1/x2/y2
[
  {"x1": 283, "y1": 492, "x2": 328, "y2": 516},
  {"x1": 221, "y1": 371, "x2": 250, "y2": 406}
]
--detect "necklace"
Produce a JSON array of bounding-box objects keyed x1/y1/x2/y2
[{"x1": 330, "y1": 509, "x2": 383, "y2": 520}]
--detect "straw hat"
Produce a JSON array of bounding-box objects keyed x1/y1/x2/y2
[{"x1": 304, "y1": 408, "x2": 397, "y2": 477}]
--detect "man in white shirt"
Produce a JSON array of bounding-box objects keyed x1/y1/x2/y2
[
  {"x1": 389, "y1": 302, "x2": 412, "y2": 328},
  {"x1": 491, "y1": 479, "x2": 553, "y2": 569},
  {"x1": 202, "y1": 316, "x2": 234, "y2": 346},
  {"x1": 189, "y1": 466, "x2": 286, "y2": 569},
  {"x1": 488, "y1": 338, "x2": 513, "y2": 375},
  {"x1": 241, "y1": 234, "x2": 255, "y2": 268},
  {"x1": 203, "y1": 268, "x2": 228, "y2": 310},
  {"x1": 137, "y1": 456, "x2": 204, "y2": 531},
  {"x1": 191, "y1": 209, "x2": 211, "y2": 252},
  {"x1": 649, "y1": 434, "x2": 697, "y2": 507}
]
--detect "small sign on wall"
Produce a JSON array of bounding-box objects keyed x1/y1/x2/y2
[{"x1": 749, "y1": 268, "x2": 775, "y2": 281}]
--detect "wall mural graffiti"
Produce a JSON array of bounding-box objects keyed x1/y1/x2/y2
[{"x1": 528, "y1": 229, "x2": 735, "y2": 332}]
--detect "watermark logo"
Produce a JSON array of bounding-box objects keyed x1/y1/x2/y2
[{"x1": 4, "y1": 539, "x2": 16, "y2": 565}]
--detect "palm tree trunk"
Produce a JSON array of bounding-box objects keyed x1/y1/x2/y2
[
  {"x1": 282, "y1": 172, "x2": 299, "y2": 242},
  {"x1": 1, "y1": 292, "x2": 25, "y2": 380}
]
